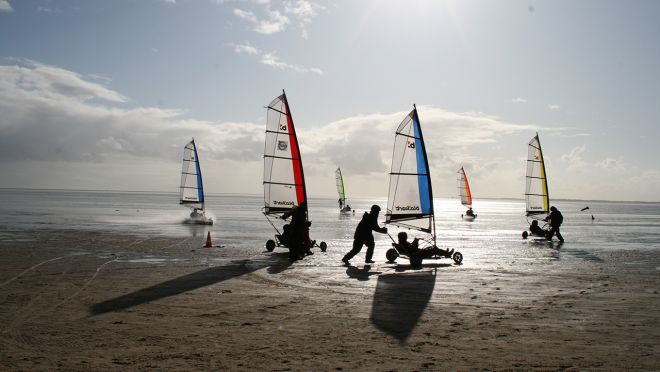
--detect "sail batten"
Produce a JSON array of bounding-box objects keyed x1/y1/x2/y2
[
  {"x1": 386, "y1": 107, "x2": 434, "y2": 234},
  {"x1": 525, "y1": 134, "x2": 550, "y2": 219},
  {"x1": 263, "y1": 91, "x2": 307, "y2": 216}
]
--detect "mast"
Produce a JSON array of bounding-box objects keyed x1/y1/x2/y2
[
  {"x1": 281, "y1": 90, "x2": 308, "y2": 219},
  {"x1": 191, "y1": 138, "x2": 205, "y2": 211},
  {"x1": 412, "y1": 105, "x2": 436, "y2": 244}
]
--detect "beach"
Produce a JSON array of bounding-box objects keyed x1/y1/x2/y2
[{"x1": 1, "y1": 228, "x2": 658, "y2": 371}]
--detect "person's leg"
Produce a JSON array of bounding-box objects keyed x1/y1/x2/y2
[
  {"x1": 343, "y1": 239, "x2": 363, "y2": 262},
  {"x1": 556, "y1": 227, "x2": 564, "y2": 242},
  {"x1": 364, "y1": 241, "x2": 376, "y2": 263}
]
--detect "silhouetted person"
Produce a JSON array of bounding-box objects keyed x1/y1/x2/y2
[
  {"x1": 465, "y1": 208, "x2": 474, "y2": 217},
  {"x1": 395, "y1": 232, "x2": 453, "y2": 259},
  {"x1": 529, "y1": 220, "x2": 547, "y2": 237},
  {"x1": 342, "y1": 205, "x2": 388, "y2": 265},
  {"x1": 544, "y1": 206, "x2": 564, "y2": 242},
  {"x1": 281, "y1": 202, "x2": 307, "y2": 261}
]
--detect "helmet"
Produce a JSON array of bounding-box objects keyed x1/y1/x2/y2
[{"x1": 370, "y1": 205, "x2": 381, "y2": 212}]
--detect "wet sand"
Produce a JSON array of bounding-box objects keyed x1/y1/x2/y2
[{"x1": 1, "y1": 230, "x2": 659, "y2": 371}]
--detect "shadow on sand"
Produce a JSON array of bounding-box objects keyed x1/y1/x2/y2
[
  {"x1": 370, "y1": 270, "x2": 436, "y2": 343},
  {"x1": 89, "y1": 255, "x2": 292, "y2": 316},
  {"x1": 346, "y1": 264, "x2": 382, "y2": 281}
]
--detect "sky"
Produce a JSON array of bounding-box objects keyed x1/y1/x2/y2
[{"x1": 0, "y1": 0, "x2": 659, "y2": 202}]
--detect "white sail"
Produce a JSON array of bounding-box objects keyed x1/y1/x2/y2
[
  {"x1": 457, "y1": 167, "x2": 472, "y2": 208},
  {"x1": 525, "y1": 133, "x2": 549, "y2": 218},
  {"x1": 386, "y1": 106, "x2": 434, "y2": 233},
  {"x1": 263, "y1": 91, "x2": 307, "y2": 216},
  {"x1": 180, "y1": 139, "x2": 205, "y2": 210},
  {"x1": 335, "y1": 168, "x2": 346, "y2": 209}
]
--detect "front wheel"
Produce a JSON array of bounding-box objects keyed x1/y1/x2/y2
[
  {"x1": 266, "y1": 239, "x2": 276, "y2": 252},
  {"x1": 385, "y1": 248, "x2": 399, "y2": 263},
  {"x1": 522, "y1": 231, "x2": 529, "y2": 239},
  {"x1": 319, "y1": 241, "x2": 327, "y2": 252},
  {"x1": 452, "y1": 251, "x2": 463, "y2": 264}
]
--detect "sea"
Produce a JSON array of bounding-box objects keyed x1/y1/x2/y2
[{"x1": 1, "y1": 189, "x2": 659, "y2": 272}]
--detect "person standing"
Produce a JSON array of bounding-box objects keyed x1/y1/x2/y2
[
  {"x1": 544, "y1": 206, "x2": 564, "y2": 242},
  {"x1": 342, "y1": 205, "x2": 388, "y2": 265}
]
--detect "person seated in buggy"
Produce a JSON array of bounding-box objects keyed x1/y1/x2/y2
[
  {"x1": 465, "y1": 208, "x2": 475, "y2": 217},
  {"x1": 395, "y1": 232, "x2": 453, "y2": 260},
  {"x1": 528, "y1": 219, "x2": 548, "y2": 238}
]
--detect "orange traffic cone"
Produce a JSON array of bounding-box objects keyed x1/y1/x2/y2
[{"x1": 204, "y1": 231, "x2": 213, "y2": 248}]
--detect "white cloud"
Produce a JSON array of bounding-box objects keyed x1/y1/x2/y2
[
  {"x1": 599, "y1": 157, "x2": 628, "y2": 172},
  {"x1": 233, "y1": 8, "x2": 289, "y2": 34},
  {"x1": 512, "y1": 97, "x2": 527, "y2": 103},
  {"x1": 561, "y1": 145, "x2": 586, "y2": 170},
  {"x1": 0, "y1": 0, "x2": 12, "y2": 12},
  {"x1": 0, "y1": 60, "x2": 263, "y2": 165},
  {"x1": 230, "y1": 42, "x2": 259, "y2": 55},
  {"x1": 260, "y1": 52, "x2": 324, "y2": 75},
  {"x1": 227, "y1": 43, "x2": 324, "y2": 75},
  {"x1": 284, "y1": 0, "x2": 325, "y2": 39},
  {"x1": 548, "y1": 104, "x2": 560, "y2": 110}
]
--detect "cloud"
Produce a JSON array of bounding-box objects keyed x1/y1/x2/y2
[
  {"x1": 230, "y1": 42, "x2": 259, "y2": 55},
  {"x1": 260, "y1": 52, "x2": 323, "y2": 75},
  {"x1": 561, "y1": 145, "x2": 586, "y2": 170},
  {"x1": 233, "y1": 8, "x2": 289, "y2": 34},
  {"x1": 284, "y1": 0, "x2": 325, "y2": 39},
  {"x1": 548, "y1": 104, "x2": 560, "y2": 110},
  {"x1": 0, "y1": 60, "x2": 263, "y2": 164},
  {"x1": 599, "y1": 157, "x2": 628, "y2": 172},
  {"x1": 511, "y1": 97, "x2": 527, "y2": 103},
  {"x1": 227, "y1": 43, "x2": 324, "y2": 75},
  {"x1": 299, "y1": 106, "x2": 537, "y2": 179},
  {"x1": 0, "y1": 0, "x2": 12, "y2": 12},
  {"x1": 229, "y1": 1, "x2": 323, "y2": 38}
]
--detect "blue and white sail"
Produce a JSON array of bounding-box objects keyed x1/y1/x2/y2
[
  {"x1": 180, "y1": 139, "x2": 205, "y2": 211},
  {"x1": 386, "y1": 106, "x2": 434, "y2": 233}
]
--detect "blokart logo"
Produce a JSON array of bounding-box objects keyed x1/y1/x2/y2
[
  {"x1": 279, "y1": 124, "x2": 287, "y2": 131},
  {"x1": 395, "y1": 205, "x2": 420, "y2": 211},
  {"x1": 278, "y1": 140, "x2": 288, "y2": 151},
  {"x1": 407, "y1": 140, "x2": 415, "y2": 149},
  {"x1": 273, "y1": 200, "x2": 295, "y2": 206}
]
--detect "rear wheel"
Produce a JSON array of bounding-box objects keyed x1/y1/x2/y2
[
  {"x1": 319, "y1": 241, "x2": 327, "y2": 252},
  {"x1": 452, "y1": 252, "x2": 463, "y2": 264},
  {"x1": 266, "y1": 240, "x2": 276, "y2": 252},
  {"x1": 386, "y1": 248, "x2": 399, "y2": 263}
]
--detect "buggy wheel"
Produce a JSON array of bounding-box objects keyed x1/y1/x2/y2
[
  {"x1": 319, "y1": 241, "x2": 327, "y2": 252},
  {"x1": 452, "y1": 251, "x2": 463, "y2": 264},
  {"x1": 522, "y1": 231, "x2": 528, "y2": 239},
  {"x1": 266, "y1": 239, "x2": 276, "y2": 252},
  {"x1": 410, "y1": 255, "x2": 423, "y2": 269},
  {"x1": 386, "y1": 248, "x2": 399, "y2": 263}
]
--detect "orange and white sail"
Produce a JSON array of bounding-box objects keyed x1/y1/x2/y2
[{"x1": 457, "y1": 167, "x2": 472, "y2": 208}]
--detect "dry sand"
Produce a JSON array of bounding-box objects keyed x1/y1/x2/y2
[{"x1": 1, "y1": 230, "x2": 659, "y2": 371}]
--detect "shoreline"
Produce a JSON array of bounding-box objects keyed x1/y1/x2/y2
[{"x1": 0, "y1": 231, "x2": 658, "y2": 371}]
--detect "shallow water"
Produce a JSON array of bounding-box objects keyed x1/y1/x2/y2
[{"x1": 0, "y1": 189, "x2": 658, "y2": 270}]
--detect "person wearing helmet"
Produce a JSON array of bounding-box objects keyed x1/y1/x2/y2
[
  {"x1": 342, "y1": 205, "x2": 388, "y2": 265},
  {"x1": 544, "y1": 206, "x2": 564, "y2": 242}
]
